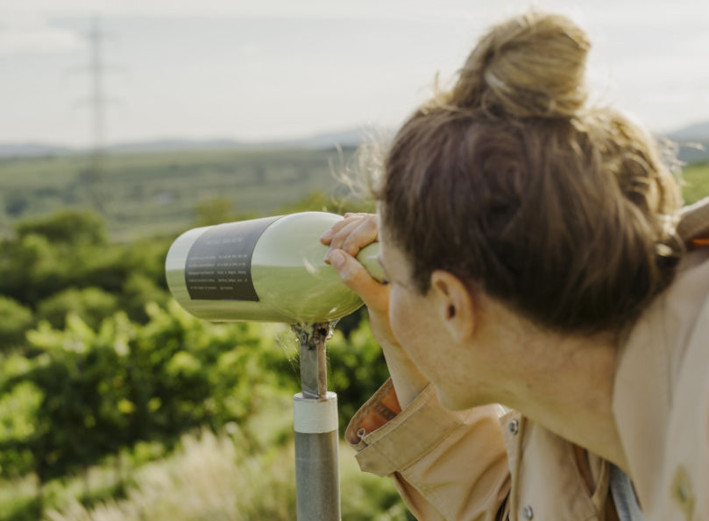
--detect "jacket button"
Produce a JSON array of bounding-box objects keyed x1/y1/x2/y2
[
  {"x1": 522, "y1": 505, "x2": 534, "y2": 520},
  {"x1": 508, "y1": 419, "x2": 519, "y2": 435}
]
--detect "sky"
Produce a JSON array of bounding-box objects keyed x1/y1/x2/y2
[{"x1": 1, "y1": 0, "x2": 708, "y2": 147}]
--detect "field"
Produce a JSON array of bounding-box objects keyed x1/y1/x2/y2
[
  {"x1": 0, "y1": 147, "x2": 367, "y2": 241},
  {"x1": 681, "y1": 161, "x2": 709, "y2": 204}
]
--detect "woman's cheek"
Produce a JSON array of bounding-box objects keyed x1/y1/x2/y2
[{"x1": 388, "y1": 287, "x2": 407, "y2": 341}]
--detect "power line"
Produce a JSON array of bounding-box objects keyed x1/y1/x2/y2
[
  {"x1": 74, "y1": 15, "x2": 119, "y2": 214},
  {"x1": 87, "y1": 15, "x2": 107, "y2": 213},
  {"x1": 88, "y1": 15, "x2": 107, "y2": 155}
]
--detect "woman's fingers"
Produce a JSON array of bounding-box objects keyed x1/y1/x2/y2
[
  {"x1": 326, "y1": 248, "x2": 389, "y2": 315},
  {"x1": 320, "y1": 216, "x2": 355, "y2": 244},
  {"x1": 321, "y1": 213, "x2": 378, "y2": 258},
  {"x1": 340, "y1": 218, "x2": 378, "y2": 257}
]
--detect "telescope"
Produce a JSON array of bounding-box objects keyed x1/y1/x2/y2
[
  {"x1": 166, "y1": 212, "x2": 382, "y2": 323},
  {"x1": 165, "y1": 211, "x2": 382, "y2": 521}
]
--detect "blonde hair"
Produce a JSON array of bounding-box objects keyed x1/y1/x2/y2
[{"x1": 378, "y1": 11, "x2": 682, "y2": 334}]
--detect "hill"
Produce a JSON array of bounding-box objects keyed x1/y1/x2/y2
[
  {"x1": 0, "y1": 143, "x2": 73, "y2": 157},
  {"x1": 1, "y1": 120, "x2": 705, "y2": 163},
  {"x1": 0, "y1": 127, "x2": 377, "y2": 159},
  {"x1": 666, "y1": 121, "x2": 709, "y2": 165},
  {"x1": 668, "y1": 120, "x2": 709, "y2": 142}
]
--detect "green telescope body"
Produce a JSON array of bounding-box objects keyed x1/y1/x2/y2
[{"x1": 165, "y1": 212, "x2": 382, "y2": 323}]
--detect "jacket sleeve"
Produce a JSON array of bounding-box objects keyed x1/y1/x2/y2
[{"x1": 345, "y1": 379, "x2": 511, "y2": 521}]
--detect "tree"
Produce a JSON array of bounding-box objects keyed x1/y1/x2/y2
[
  {"x1": 16, "y1": 209, "x2": 106, "y2": 246},
  {"x1": 194, "y1": 197, "x2": 237, "y2": 227},
  {"x1": 0, "y1": 296, "x2": 33, "y2": 350},
  {"x1": 0, "y1": 302, "x2": 297, "y2": 483},
  {"x1": 36, "y1": 287, "x2": 118, "y2": 329}
]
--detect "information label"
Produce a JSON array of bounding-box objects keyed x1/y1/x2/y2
[{"x1": 184, "y1": 216, "x2": 279, "y2": 301}]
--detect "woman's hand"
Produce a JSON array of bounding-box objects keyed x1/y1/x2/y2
[
  {"x1": 321, "y1": 213, "x2": 428, "y2": 407},
  {"x1": 321, "y1": 213, "x2": 394, "y2": 340}
]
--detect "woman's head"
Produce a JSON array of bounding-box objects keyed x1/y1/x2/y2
[{"x1": 377, "y1": 11, "x2": 682, "y2": 334}]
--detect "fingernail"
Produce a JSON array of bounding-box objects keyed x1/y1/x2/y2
[
  {"x1": 320, "y1": 229, "x2": 333, "y2": 241},
  {"x1": 328, "y1": 249, "x2": 345, "y2": 268}
]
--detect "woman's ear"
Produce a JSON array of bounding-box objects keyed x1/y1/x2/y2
[{"x1": 429, "y1": 270, "x2": 476, "y2": 343}]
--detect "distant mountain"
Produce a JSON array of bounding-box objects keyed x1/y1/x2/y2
[
  {"x1": 107, "y1": 138, "x2": 244, "y2": 153},
  {"x1": 0, "y1": 143, "x2": 72, "y2": 158},
  {"x1": 667, "y1": 120, "x2": 709, "y2": 164},
  {"x1": 283, "y1": 127, "x2": 378, "y2": 149},
  {"x1": 1, "y1": 121, "x2": 706, "y2": 161},
  {"x1": 0, "y1": 127, "x2": 378, "y2": 158},
  {"x1": 667, "y1": 121, "x2": 709, "y2": 142}
]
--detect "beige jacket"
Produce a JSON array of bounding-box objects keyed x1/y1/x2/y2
[{"x1": 345, "y1": 198, "x2": 709, "y2": 521}]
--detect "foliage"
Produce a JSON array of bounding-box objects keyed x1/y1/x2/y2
[
  {"x1": 15, "y1": 210, "x2": 106, "y2": 246},
  {"x1": 0, "y1": 297, "x2": 34, "y2": 349},
  {"x1": 119, "y1": 273, "x2": 169, "y2": 324},
  {"x1": 0, "y1": 303, "x2": 298, "y2": 483},
  {"x1": 0, "y1": 380, "x2": 42, "y2": 479},
  {"x1": 0, "y1": 233, "x2": 63, "y2": 306},
  {"x1": 36, "y1": 288, "x2": 118, "y2": 330},
  {"x1": 0, "y1": 211, "x2": 171, "y2": 325},
  {"x1": 194, "y1": 196, "x2": 246, "y2": 227},
  {"x1": 327, "y1": 321, "x2": 391, "y2": 433}
]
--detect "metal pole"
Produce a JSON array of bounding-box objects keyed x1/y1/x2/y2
[{"x1": 291, "y1": 323, "x2": 341, "y2": 521}]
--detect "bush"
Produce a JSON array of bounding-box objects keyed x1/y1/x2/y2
[
  {"x1": 194, "y1": 197, "x2": 239, "y2": 227},
  {"x1": 37, "y1": 288, "x2": 118, "y2": 330},
  {"x1": 0, "y1": 211, "x2": 172, "y2": 309},
  {"x1": 15, "y1": 209, "x2": 106, "y2": 246},
  {"x1": 119, "y1": 274, "x2": 169, "y2": 323},
  {"x1": 1, "y1": 302, "x2": 298, "y2": 483},
  {"x1": 0, "y1": 234, "x2": 60, "y2": 305},
  {"x1": 0, "y1": 297, "x2": 33, "y2": 349}
]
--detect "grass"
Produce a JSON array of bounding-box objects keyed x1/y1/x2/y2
[
  {"x1": 681, "y1": 162, "x2": 709, "y2": 204},
  {"x1": 44, "y1": 429, "x2": 295, "y2": 521},
  {"x1": 0, "y1": 474, "x2": 41, "y2": 521},
  {"x1": 41, "y1": 413, "x2": 411, "y2": 521}
]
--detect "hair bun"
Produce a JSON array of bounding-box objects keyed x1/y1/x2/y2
[{"x1": 450, "y1": 12, "x2": 591, "y2": 118}]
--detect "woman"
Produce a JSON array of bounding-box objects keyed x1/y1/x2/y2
[{"x1": 321, "y1": 11, "x2": 709, "y2": 521}]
